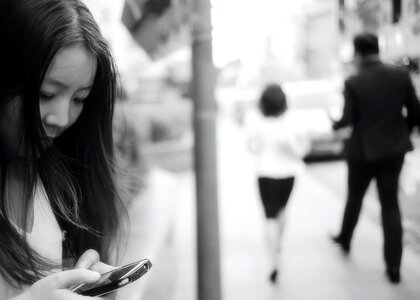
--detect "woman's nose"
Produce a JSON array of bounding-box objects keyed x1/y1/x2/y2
[{"x1": 43, "y1": 100, "x2": 71, "y2": 129}]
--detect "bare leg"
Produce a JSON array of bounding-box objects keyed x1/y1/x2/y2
[
  {"x1": 265, "y1": 208, "x2": 286, "y2": 282},
  {"x1": 265, "y1": 218, "x2": 279, "y2": 269},
  {"x1": 276, "y1": 208, "x2": 286, "y2": 250}
]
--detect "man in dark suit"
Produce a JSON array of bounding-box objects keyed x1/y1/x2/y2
[{"x1": 331, "y1": 32, "x2": 420, "y2": 284}]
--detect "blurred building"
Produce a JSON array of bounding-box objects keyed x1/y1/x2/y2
[
  {"x1": 302, "y1": 0, "x2": 342, "y2": 78},
  {"x1": 338, "y1": 0, "x2": 420, "y2": 92},
  {"x1": 83, "y1": 0, "x2": 193, "y2": 102},
  {"x1": 337, "y1": 0, "x2": 420, "y2": 59},
  {"x1": 86, "y1": 0, "x2": 352, "y2": 101},
  {"x1": 213, "y1": 0, "x2": 345, "y2": 93},
  {"x1": 121, "y1": 0, "x2": 191, "y2": 60}
]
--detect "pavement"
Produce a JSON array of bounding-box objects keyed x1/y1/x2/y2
[{"x1": 117, "y1": 114, "x2": 420, "y2": 300}]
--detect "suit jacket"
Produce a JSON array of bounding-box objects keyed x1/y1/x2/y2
[{"x1": 333, "y1": 59, "x2": 420, "y2": 162}]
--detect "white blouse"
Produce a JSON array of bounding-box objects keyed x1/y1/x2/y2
[
  {"x1": 26, "y1": 182, "x2": 63, "y2": 263},
  {"x1": 0, "y1": 181, "x2": 63, "y2": 298},
  {"x1": 245, "y1": 110, "x2": 309, "y2": 178}
]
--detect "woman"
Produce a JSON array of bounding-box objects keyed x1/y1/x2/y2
[
  {"x1": 245, "y1": 83, "x2": 308, "y2": 283},
  {"x1": 0, "y1": 0, "x2": 124, "y2": 298}
]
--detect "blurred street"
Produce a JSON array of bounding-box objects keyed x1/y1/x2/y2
[{"x1": 124, "y1": 112, "x2": 420, "y2": 300}]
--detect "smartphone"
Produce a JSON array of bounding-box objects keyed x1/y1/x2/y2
[{"x1": 71, "y1": 259, "x2": 152, "y2": 297}]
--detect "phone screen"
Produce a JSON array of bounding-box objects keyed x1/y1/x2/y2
[{"x1": 72, "y1": 259, "x2": 152, "y2": 297}]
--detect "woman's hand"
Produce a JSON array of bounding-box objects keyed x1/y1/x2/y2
[
  {"x1": 12, "y1": 269, "x2": 101, "y2": 300},
  {"x1": 75, "y1": 249, "x2": 115, "y2": 274},
  {"x1": 75, "y1": 249, "x2": 117, "y2": 300}
]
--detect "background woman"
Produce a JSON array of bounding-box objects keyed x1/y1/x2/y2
[{"x1": 245, "y1": 83, "x2": 309, "y2": 283}]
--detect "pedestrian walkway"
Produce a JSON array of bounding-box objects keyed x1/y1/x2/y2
[
  {"x1": 116, "y1": 167, "x2": 179, "y2": 300},
  {"x1": 126, "y1": 114, "x2": 420, "y2": 300},
  {"x1": 216, "y1": 116, "x2": 420, "y2": 299}
]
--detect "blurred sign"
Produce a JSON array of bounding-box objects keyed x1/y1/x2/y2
[{"x1": 121, "y1": 0, "x2": 191, "y2": 60}]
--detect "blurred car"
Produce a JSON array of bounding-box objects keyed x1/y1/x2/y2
[
  {"x1": 390, "y1": 56, "x2": 419, "y2": 74},
  {"x1": 231, "y1": 79, "x2": 349, "y2": 161}
]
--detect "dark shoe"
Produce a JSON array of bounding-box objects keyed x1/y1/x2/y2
[
  {"x1": 269, "y1": 269, "x2": 278, "y2": 283},
  {"x1": 330, "y1": 235, "x2": 350, "y2": 254},
  {"x1": 386, "y1": 268, "x2": 400, "y2": 284}
]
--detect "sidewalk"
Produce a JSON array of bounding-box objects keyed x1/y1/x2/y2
[
  {"x1": 125, "y1": 115, "x2": 420, "y2": 300},
  {"x1": 116, "y1": 167, "x2": 179, "y2": 300},
  {"x1": 216, "y1": 116, "x2": 420, "y2": 299}
]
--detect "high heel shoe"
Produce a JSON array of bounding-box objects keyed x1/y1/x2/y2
[
  {"x1": 330, "y1": 234, "x2": 350, "y2": 254},
  {"x1": 269, "y1": 269, "x2": 278, "y2": 283}
]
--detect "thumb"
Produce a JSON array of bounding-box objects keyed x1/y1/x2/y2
[{"x1": 42, "y1": 269, "x2": 100, "y2": 290}]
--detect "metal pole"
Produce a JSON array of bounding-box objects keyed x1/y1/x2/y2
[{"x1": 191, "y1": 0, "x2": 222, "y2": 298}]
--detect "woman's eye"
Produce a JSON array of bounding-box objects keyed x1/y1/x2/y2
[
  {"x1": 73, "y1": 97, "x2": 86, "y2": 104},
  {"x1": 40, "y1": 92, "x2": 55, "y2": 101}
]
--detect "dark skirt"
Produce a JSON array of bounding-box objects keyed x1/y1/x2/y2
[{"x1": 258, "y1": 176, "x2": 295, "y2": 219}]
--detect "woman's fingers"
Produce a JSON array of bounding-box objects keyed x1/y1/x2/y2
[
  {"x1": 75, "y1": 249, "x2": 100, "y2": 269},
  {"x1": 18, "y1": 269, "x2": 101, "y2": 300},
  {"x1": 89, "y1": 261, "x2": 115, "y2": 274},
  {"x1": 38, "y1": 269, "x2": 100, "y2": 289},
  {"x1": 75, "y1": 248, "x2": 116, "y2": 275}
]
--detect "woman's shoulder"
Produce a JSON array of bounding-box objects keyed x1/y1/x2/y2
[
  {"x1": 0, "y1": 274, "x2": 20, "y2": 299},
  {"x1": 281, "y1": 111, "x2": 302, "y2": 126},
  {"x1": 243, "y1": 109, "x2": 263, "y2": 127}
]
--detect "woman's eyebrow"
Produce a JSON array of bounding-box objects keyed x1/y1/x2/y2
[{"x1": 43, "y1": 77, "x2": 92, "y2": 91}]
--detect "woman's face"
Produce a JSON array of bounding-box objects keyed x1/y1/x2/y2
[
  {"x1": 40, "y1": 43, "x2": 97, "y2": 146},
  {"x1": 0, "y1": 42, "x2": 97, "y2": 156}
]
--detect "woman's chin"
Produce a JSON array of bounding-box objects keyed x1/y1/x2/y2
[{"x1": 41, "y1": 138, "x2": 54, "y2": 148}]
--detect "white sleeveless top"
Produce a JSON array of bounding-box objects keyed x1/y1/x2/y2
[
  {"x1": 26, "y1": 182, "x2": 63, "y2": 263},
  {"x1": 0, "y1": 182, "x2": 63, "y2": 298},
  {"x1": 245, "y1": 110, "x2": 309, "y2": 178}
]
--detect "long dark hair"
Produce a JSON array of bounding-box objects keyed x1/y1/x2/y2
[{"x1": 0, "y1": 0, "x2": 123, "y2": 286}]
